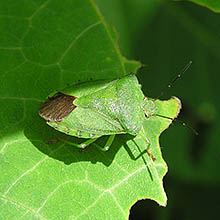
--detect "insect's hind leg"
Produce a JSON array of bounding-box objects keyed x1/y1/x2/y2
[
  {"x1": 57, "y1": 137, "x2": 99, "y2": 149},
  {"x1": 92, "y1": 135, "x2": 115, "y2": 151},
  {"x1": 138, "y1": 129, "x2": 156, "y2": 161},
  {"x1": 49, "y1": 135, "x2": 115, "y2": 151}
]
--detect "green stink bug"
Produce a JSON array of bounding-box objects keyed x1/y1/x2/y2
[{"x1": 39, "y1": 62, "x2": 191, "y2": 157}]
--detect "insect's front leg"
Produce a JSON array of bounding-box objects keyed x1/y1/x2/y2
[
  {"x1": 138, "y1": 129, "x2": 156, "y2": 161},
  {"x1": 92, "y1": 135, "x2": 115, "y2": 151}
]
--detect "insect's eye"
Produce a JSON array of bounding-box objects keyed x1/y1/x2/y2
[{"x1": 143, "y1": 99, "x2": 158, "y2": 117}]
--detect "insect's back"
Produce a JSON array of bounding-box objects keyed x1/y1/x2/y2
[
  {"x1": 75, "y1": 74, "x2": 145, "y2": 136},
  {"x1": 40, "y1": 74, "x2": 145, "y2": 138}
]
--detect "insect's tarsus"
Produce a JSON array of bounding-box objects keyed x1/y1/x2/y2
[{"x1": 156, "y1": 61, "x2": 192, "y2": 99}]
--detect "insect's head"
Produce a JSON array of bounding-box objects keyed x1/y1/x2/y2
[{"x1": 143, "y1": 98, "x2": 158, "y2": 118}]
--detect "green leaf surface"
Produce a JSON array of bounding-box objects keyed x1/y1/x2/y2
[
  {"x1": 97, "y1": 0, "x2": 220, "y2": 185},
  {"x1": 0, "y1": 1, "x2": 180, "y2": 219},
  {"x1": 94, "y1": 1, "x2": 220, "y2": 219},
  {"x1": 187, "y1": 0, "x2": 220, "y2": 12}
]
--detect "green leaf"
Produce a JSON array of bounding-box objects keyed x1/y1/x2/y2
[
  {"x1": 104, "y1": 1, "x2": 220, "y2": 186},
  {"x1": 0, "y1": 1, "x2": 180, "y2": 219},
  {"x1": 186, "y1": 0, "x2": 220, "y2": 13},
  {"x1": 94, "y1": 1, "x2": 220, "y2": 219}
]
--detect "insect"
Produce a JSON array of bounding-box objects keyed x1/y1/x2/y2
[{"x1": 39, "y1": 62, "x2": 192, "y2": 159}]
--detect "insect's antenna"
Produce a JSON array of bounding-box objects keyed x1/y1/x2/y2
[
  {"x1": 155, "y1": 114, "x2": 199, "y2": 135},
  {"x1": 156, "y1": 61, "x2": 192, "y2": 99}
]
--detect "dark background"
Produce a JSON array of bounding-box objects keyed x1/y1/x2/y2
[{"x1": 95, "y1": 1, "x2": 220, "y2": 219}]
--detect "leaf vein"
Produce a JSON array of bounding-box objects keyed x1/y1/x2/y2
[
  {"x1": 58, "y1": 21, "x2": 102, "y2": 63},
  {"x1": 2, "y1": 144, "x2": 65, "y2": 196},
  {"x1": 29, "y1": 0, "x2": 51, "y2": 21},
  {"x1": 36, "y1": 180, "x2": 73, "y2": 213},
  {"x1": 0, "y1": 195, "x2": 47, "y2": 220}
]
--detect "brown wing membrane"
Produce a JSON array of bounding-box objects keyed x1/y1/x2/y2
[{"x1": 39, "y1": 92, "x2": 77, "y2": 122}]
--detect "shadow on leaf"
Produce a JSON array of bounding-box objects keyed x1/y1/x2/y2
[{"x1": 24, "y1": 113, "x2": 138, "y2": 166}]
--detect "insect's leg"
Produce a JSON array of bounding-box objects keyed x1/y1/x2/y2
[
  {"x1": 104, "y1": 135, "x2": 115, "y2": 151},
  {"x1": 92, "y1": 135, "x2": 115, "y2": 151},
  {"x1": 58, "y1": 137, "x2": 99, "y2": 149},
  {"x1": 139, "y1": 129, "x2": 156, "y2": 161}
]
